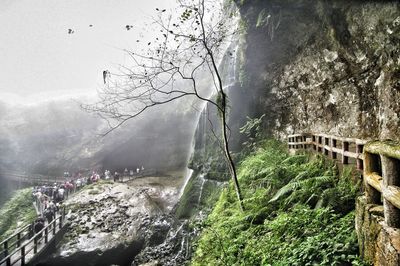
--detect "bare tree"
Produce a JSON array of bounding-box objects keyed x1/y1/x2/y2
[{"x1": 83, "y1": 0, "x2": 244, "y2": 210}]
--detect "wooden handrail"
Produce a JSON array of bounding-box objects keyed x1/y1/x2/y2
[
  {"x1": 288, "y1": 133, "x2": 366, "y2": 171},
  {"x1": 0, "y1": 223, "x2": 32, "y2": 249},
  {"x1": 364, "y1": 172, "x2": 382, "y2": 192},
  {"x1": 364, "y1": 140, "x2": 400, "y2": 228},
  {"x1": 0, "y1": 210, "x2": 65, "y2": 266},
  {"x1": 289, "y1": 135, "x2": 400, "y2": 230},
  {"x1": 288, "y1": 133, "x2": 367, "y2": 145}
]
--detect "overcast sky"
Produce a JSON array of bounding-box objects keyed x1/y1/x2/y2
[{"x1": 0, "y1": 0, "x2": 175, "y2": 104}]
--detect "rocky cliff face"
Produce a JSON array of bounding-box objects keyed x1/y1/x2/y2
[
  {"x1": 234, "y1": 1, "x2": 400, "y2": 265},
  {"x1": 237, "y1": 0, "x2": 400, "y2": 141}
]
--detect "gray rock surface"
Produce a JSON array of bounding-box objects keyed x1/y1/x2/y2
[{"x1": 39, "y1": 175, "x2": 190, "y2": 266}]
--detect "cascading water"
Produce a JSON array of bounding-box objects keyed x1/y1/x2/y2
[
  {"x1": 177, "y1": 29, "x2": 240, "y2": 211},
  {"x1": 197, "y1": 173, "x2": 206, "y2": 206},
  {"x1": 178, "y1": 168, "x2": 193, "y2": 198},
  {"x1": 133, "y1": 5, "x2": 242, "y2": 265}
]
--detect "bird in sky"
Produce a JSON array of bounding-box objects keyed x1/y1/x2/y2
[{"x1": 67, "y1": 29, "x2": 75, "y2": 34}]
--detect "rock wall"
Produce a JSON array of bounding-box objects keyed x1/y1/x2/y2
[
  {"x1": 237, "y1": 0, "x2": 400, "y2": 141},
  {"x1": 236, "y1": 0, "x2": 400, "y2": 265},
  {"x1": 356, "y1": 196, "x2": 400, "y2": 265}
]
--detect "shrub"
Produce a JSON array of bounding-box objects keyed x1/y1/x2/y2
[
  {"x1": 0, "y1": 188, "x2": 36, "y2": 242},
  {"x1": 191, "y1": 139, "x2": 365, "y2": 265}
]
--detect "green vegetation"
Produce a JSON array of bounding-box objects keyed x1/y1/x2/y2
[
  {"x1": 192, "y1": 140, "x2": 365, "y2": 265},
  {"x1": 0, "y1": 188, "x2": 36, "y2": 242},
  {"x1": 176, "y1": 171, "x2": 224, "y2": 219}
]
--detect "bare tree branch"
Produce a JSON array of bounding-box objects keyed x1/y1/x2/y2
[{"x1": 81, "y1": 0, "x2": 244, "y2": 210}]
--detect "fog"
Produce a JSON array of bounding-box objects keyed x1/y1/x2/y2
[
  {"x1": 0, "y1": 0, "x2": 238, "y2": 195},
  {"x1": 0, "y1": 0, "x2": 206, "y2": 178},
  {"x1": 0, "y1": 93, "x2": 202, "y2": 176}
]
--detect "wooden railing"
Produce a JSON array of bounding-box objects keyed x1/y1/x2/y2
[
  {"x1": 288, "y1": 133, "x2": 367, "y2": 171},
  {"x1": 0, "y1": 209, "x2": 66, "y2": 266},
  {"x1": 1, "y1": 171, "x2": 64, "y2": 185},
  {"x1": 0, "y1": 223, "x2": 34, "y2": 265},
  {"x1": 289, "y1": 134, "x2": 400, "y2": 230},
  {"x1": 363, "y1": 141, "x2": 400, "y2": 229}
]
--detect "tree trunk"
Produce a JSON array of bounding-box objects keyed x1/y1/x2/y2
[{"x1": 220, "y1": 92, "x2": 244, "y2": 211}]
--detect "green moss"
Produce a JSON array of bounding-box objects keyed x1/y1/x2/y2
[
  {"x1": 175, "y1": 171, "x2": 203, "y2": 219},
  {"x1": 365, "y1": 140, "x2": 400, "y2": 160},
  {"x1": 88, "y1": 189, "x2": 100, "y2": 195},
  {"x1": 191, "y1": 139, "x2": 366, "y2": 265},
  {"x1": 0, "y1": 188, "x2": 36, "y2": 242}
]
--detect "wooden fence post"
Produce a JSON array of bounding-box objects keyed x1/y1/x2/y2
[
  {"x1": 324, "y1": 137, "x2": 329, "y2": 156},
  {"x1": 356, "y1": 144, "x2": 364, "y2": 170},
  {"x1": 34, "y1": 237, "x2": 38, "y2": 254},
  {"x1": 17, "y1": 232, "x2": 21, "y2": 247},
  {"x1": 4, "y1": 240, "x2": 8, "y2": 259},
  {"x1": 331, "y1": 138, "x2": 337, "y2": 159},
  {"x1": 21, "y1": 245, "x2": 25, "y2": 266},
  {"x1": 45, "y1": 228, "x2": 48, "y2": 243},
  {"x1": 4, "y1": 240, "x2": 10, "y2": 266},
  {"x1": 303, "y1": 135, "x2": 307, "y2": 149},
  {"x1": 29, "y1": 223, "x2": 34, "y2": 238},
  {"x1": 342, "y1": 141, "x2": 349, "y2": 164},
  {"x1": 381, "y1": 155, "x2": 400, "y2": 228},
  {"x1": 312, "y1": 135, "x2": 316, "y2": 150},
  {"x1": 318, "y1": 136, "x2": 322, "y2": 152},
  {"x1": 364, "y1": 152, "x2": 381, "y2": 204},
  {"x1": 53, "y1": 219, "x2": 56, "y2": 235}
]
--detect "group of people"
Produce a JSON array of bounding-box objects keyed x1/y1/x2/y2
[
  {"x1": 30, "y1": 166, "x2": 146, "y2": 239},
  {"x1": 32, "y1": 183, "x2": 72, "y2": 213},
  {"x1": 31, "y1": 183, "x2": 70, "y2": 239},
  {"x1": 109, "y1": 166, "x2": 145, "y2": 182}
]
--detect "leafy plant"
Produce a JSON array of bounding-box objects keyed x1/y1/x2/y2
[
  {"x1": 191, "y1": 139, "x2": 366, "y2": 266},
  {"x1": 240, "y1": 114, "x2": 265, "y2": 153},
  {"x1": 0, "y1": 188, "x2": 36, "y2": 242}
]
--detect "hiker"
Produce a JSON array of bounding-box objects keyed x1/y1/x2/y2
[
  {"x1": 33, "y1": 216, "x2": 45, "y2": 241},
  {"x1": 114, "y1": 171, "x2": 120, "y2": 182},
  {"x1": 48, "y1": 200, "x2": 57, "y2": 213},
  {"x1": 44, "y1": 207, "x2": 55, "y2": 223},
  {"x1": 76, "y1": 178, "x2": 82, "y2": 190},
  {"x1": 58, "y1": 186, "x2": 65, "y2": 201},
  {"x1": 105, "y1": 170, "x2": 111, "y2": 179}
]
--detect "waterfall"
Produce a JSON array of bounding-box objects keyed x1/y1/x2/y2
[
  {"x1": 178, "y1": 168, "x2": 193, "y2": 198},
  {"x1": 197, "y1": 173, "x2": 206, "y2": 206},
  {"x1": 202, "y1": 104, "x2": 207, "y2": 156},
  {"x1": 178, "y1": 7, "x2": 240, "y2": 203}
]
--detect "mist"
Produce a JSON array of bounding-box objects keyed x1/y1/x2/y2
[
  {"x1": 0, "y1": 0, "x2": 204, "y2": 179},
  {"x1": 0, "y1": 93, "x2": 202, "y2": 176}
]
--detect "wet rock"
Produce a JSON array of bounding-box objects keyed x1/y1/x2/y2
[{"x1": 38, "y1": 177, "x2": 185, "y2": 266}]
